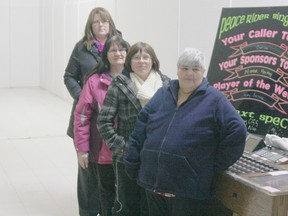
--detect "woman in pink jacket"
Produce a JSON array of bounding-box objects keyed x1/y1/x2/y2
[{"x1": 74, "y1": 35, "x2": 129, "y2": 216}]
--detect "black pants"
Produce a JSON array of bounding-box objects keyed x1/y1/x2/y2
[
  {"x1": 97, "y1": 164, "x2": 115, "y2": 216},
  {"x1": 77, "y1": 163, "x2": 101, "y2": 216},
  {"x1": 145, "y1": 190, "x2": 210, "y2": 216},
  {"x1": 113, "y1": 160, "x2": 148, "y2": 216}
]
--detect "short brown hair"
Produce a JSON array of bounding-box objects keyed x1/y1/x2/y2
[{"x1": 125, "y1": 42, "x2": 160, "y2": 72}]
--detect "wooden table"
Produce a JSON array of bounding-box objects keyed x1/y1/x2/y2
[{"x1": 216, "y1": 172, "x2": 288, "y2": 216}]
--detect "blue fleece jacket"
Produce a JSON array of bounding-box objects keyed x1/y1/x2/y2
[{"x1": 124, "y1": 78, "x2": 247, "y2": 199}]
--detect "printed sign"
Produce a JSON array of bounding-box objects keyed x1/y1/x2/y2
[{"x1": 207, "y1": 6, "x2": 288, "y2": 137}]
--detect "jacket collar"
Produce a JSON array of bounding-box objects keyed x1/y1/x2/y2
[
  {"x1": 122, "y1": 69, "x2": 131, "y2": 79},
  {"x1": 90, "y1": 45, "x2": 101, "y2": 62},
  {"x1": 169, "y1": 78, "x2": 209, "y2": 99},
  {"x1": 114, "y1": 70, "x2": 142, "y2": 111},
  {"x1": 100, "y1": 72, "x2": 113, "y2": 86}
]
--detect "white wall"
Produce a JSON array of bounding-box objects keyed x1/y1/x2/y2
[
  {"x1": 41, "y1": 0, "x2": 230, "y2": 102},
  {"x1": 1, "y1": 0, "x2": 287, "y2": 102},
  {"x1": 0, "y1": 0, "x2": 10, "y2": 88},
  {"x1": 116, "y1": 0, "x2": 229, "y2": 79},
  {"x1": 39, "y1": 0, "x2": 117, "y2": 102},
  {"x1": 0, "y1": 0, "x2": 40, "y2": 87}
]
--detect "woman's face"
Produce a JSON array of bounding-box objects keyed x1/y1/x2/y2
[
  {"x1": 177, "y1": 65, "x2": 204, "y2": 93},
  {"x1": 92, "y1": 14, "x2": 110, "y2": 40},
  {"x1": 107, "y1": 44, "x2": 127, "y2": 67},
  {"x1": 131, "y1": 50, "x2": 153, "y2": 81}
]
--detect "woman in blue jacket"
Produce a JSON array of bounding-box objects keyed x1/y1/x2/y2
[{"x1": 124, "y1": 48, "x2": 247, "y2": 216}]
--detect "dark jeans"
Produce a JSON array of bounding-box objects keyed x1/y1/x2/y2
[
  {"x1": 113, "y1": 160, "x2": 148, "y2": 216},
  {"x1": 77, "y1": 163, "x2": 101, "y2": 216},
  {"x1": 97, "y1": 164, "x2": 115, "y2": 216},
  {"x1": 146, "y1": 190, "x2": 210, "y2": 216}
]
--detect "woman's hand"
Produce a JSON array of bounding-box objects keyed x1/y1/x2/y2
[{"x1": 77, "y1": 152, "x2": 89, "y2": 169}]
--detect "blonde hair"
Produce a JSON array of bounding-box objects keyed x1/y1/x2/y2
[{"x1": 82, "y1": 7, "x2": 118, "y2": 50}]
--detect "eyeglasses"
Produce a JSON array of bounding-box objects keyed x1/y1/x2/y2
[
  {"x1": 108, "y1": 48, "x2": 127, "y2": 54},
  {"x1": 132, "y1": 55, "x2": 151, "y2": 62},
  {"x1": 93, "y1": 19, "x2": 109, "y2": 25}
]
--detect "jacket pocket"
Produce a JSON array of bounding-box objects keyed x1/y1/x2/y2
[
  {"x1": 138, "y1": 149, "x2": 159, "y2": 185},
  {"x1": 157, "y1": 151, "x2": 198, "y2": 193},
  {"x1": 139, "y1": 150, "x2": 199, "y2": 194}
]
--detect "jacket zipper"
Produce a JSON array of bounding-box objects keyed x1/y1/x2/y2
[{"x1": 154, "y1": 107, "x2": 178, "y2": 190}]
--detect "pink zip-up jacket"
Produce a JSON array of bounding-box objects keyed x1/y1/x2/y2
[{"x1": 74, "y1": 72, "x2": 113, "y2": 164}]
